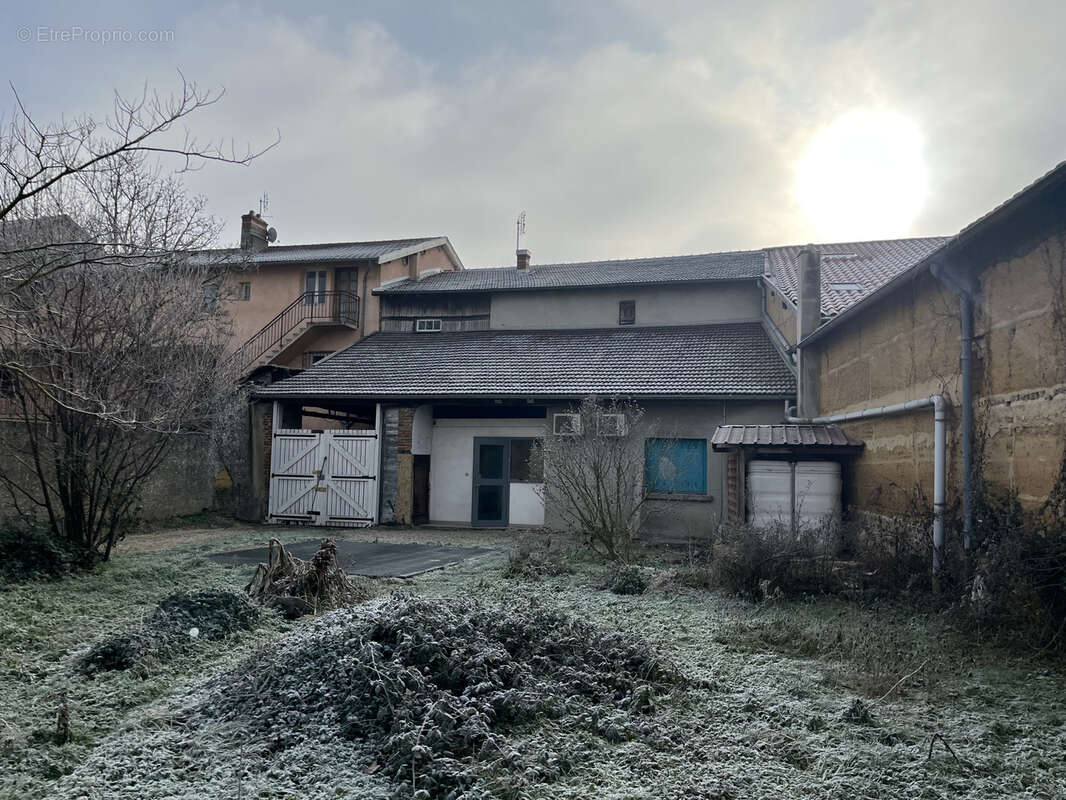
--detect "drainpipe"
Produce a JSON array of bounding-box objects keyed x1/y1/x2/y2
[
  {"x1": 931, "y1": 260, "x2": 977, "y2": 551},
  {"x1": 787, "y1": 395, "x2": 950, "y2": 577}
]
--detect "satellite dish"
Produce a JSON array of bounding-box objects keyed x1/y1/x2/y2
[{"x1": 267, "y1": 227, "x2": 278, "y2": 243}]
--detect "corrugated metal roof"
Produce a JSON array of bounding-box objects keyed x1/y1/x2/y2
[
  {"x1": 191, "y1": 237, "x2": 447, "y2": 266},
  {"x1": 764, "y1": 237, "x2": 950, "y2": 317},
  {"x1": 255, "y1": 322, "x2": 796, "y2": 399},
  {"x1": 375, "y1": 249, "x2": 766, "y2": 294},
  {"x1": 711, "y1": 424, "x2": 864, "y2": 449}
]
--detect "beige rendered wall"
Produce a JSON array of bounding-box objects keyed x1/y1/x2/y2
[
  {"x1": 765, "y1": 284, "x2": 798, "y2": 347},
  {"x1": 815, "y1": 233, "x2": 1066, "y2": 513},
  {"x1": 490, "y1": 281, "x2": 762, "y2": 330}
]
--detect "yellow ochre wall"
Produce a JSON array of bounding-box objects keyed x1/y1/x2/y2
[{"x1": 813, "y1": 234, "x2": 1066, "y2": 513}]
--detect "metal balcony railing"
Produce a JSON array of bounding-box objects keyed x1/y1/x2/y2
[{"x1": 237, "y1": 290, "x2": 358, "y2": 373}]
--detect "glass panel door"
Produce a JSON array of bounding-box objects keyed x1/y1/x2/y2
[
  {"x1": 472, "y1": 438, "x2": 509, "y2": 527},
  {"x1": 335, "y1": 268, "x2": 358, "y2": 324}
]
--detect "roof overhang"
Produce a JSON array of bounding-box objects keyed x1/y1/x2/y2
[{"x1": 377, "y1": 237, "x2": 464, "y2": 270}]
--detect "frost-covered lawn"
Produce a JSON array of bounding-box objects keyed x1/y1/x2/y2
[{"x1": 2, "y1": 524, "x2": 1064, "y2": 799}]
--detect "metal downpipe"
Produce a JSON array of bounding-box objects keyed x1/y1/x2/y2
[{"x1": 787, "y1": 395, "x2": 949, "y2": 578}]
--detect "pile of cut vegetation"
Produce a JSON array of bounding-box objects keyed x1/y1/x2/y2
[
  {"x1": 188, "y1": 594, "x2": 682, "y2": 799},
  {"x1": 77, "y1": 589, "x2": 260, "y2": 675}
]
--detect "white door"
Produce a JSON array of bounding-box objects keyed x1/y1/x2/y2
[{"x1": 268, "y1": 427, "x2": 379, "y2": 527}]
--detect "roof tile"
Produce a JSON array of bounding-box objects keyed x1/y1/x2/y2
[{"x1": 256, "y1": 323, "x2": 795, "y2": 399}]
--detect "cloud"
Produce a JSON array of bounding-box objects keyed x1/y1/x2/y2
[{"x1": 7, "y1": 1, "x2": 1065, "y2": 265}]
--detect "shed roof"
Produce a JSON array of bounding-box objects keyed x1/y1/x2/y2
[
  {"x1": 255, "y1": 322, "x2": 796, "y2": 400},
  {"x1": 374, "y1": 249, "x2": 766, "y2": 294},
  {"x1": 711, "y1": 424, "x2": 864, "y2": 450}
]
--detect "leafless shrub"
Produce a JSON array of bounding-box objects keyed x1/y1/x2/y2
[{"x1": 536, "y1": 396, "x2": 665, "y2": 562}]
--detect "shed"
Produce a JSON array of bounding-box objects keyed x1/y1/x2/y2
[{"x1": 711, "y1": 424, "x2": 864, "y2": 524}]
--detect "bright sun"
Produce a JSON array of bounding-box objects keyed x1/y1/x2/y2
[{"x1": 796, "y1": 110, "x2": 928, "y2": 241}]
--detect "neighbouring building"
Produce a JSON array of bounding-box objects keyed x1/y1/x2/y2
[
  {"x1": 193, "y1": 211, "x2": 464, "y2": 378},
  {"x1": 789, "y1": 162, "x2": 1066, "y2": 543}
]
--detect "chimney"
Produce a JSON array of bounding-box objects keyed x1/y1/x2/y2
[
  {"x1": 516, "y1": 249, "x2": 531, "y2": 271},
  {"x1": 795, "y1": 246, "x2": 822, "y2": 417},
  {"x1": 240, "y1": 210, "x2": 270, "y2": 252}
]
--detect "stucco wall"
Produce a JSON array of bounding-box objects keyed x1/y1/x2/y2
[
  {"x1": 489, "y1": 281, "x2": 761, "y2": 330},
  {"x1": 429, "y1": 418, "x2": 548, "y2": 526},
  {"x1": 765, "y1": 284, "x2": 798, "y2": 347},
  {"x1": 537, "y1": 399, "x2": 785, "y2": 542},
  {"x1": 813, "y1": 233, "x2": 1066, "y2": 512}
]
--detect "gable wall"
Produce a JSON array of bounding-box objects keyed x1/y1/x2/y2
[{"x1": 813, "y1": 231, "x2": 1066, "y2": 514}]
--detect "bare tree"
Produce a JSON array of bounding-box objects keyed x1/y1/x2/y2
[
  {"x1": 537, "y1": 397, "x2": 660, "y2": 561},
  {"x1": 0, "y1": 80, "x2": 273, "y2": 559}
]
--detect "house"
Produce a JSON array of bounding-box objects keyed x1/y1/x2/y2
[
  {"x1": 193, "y1": 211, "x2": 464, "y2": 378},
  {"x1": 249, "y1": 160, "x2": 1066, "y2": 543},
  {"x1": 255, "y1": 248, "x2": 796, "y2": 535}
]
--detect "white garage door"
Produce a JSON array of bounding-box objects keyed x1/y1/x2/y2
[{"x1": 268, "y1": 428, "x2": 379, "y2": 527}]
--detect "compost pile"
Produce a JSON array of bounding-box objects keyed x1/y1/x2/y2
[
  {"x1": 78, "y1": 589, "x2": 260, "y2": 675},
  {"x1": 245, "y1": 538, "x2": 370, "y2": 618},
  {"x1": 194, "y1": 594, "x2": 682, "y2": 799}
]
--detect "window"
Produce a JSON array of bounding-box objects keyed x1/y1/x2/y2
[
  {"x1": 618, "y1": 300, "x2": 636, "y2": 325},
  {"x1": 509, "y1": 438, "x2": 543, "y2": 482},
  {"x1": 0, "y1": 367, "x2": 17, "y2": 398},
  {"x1": 553, "y1": 413, "x2": 582, "y2": 436},
  {"x1": 239, "y1": 281, "x2": 252, "y2": 301},
  {"x1": 416, "y1": 318, "x2": 443, "y2": 332},
  {"x1": 644, "y1": 438, "x2": 707, "y2": 494},
  {"x1": 202, "y1": 283, "x2": 219, "y2": 312},
  {"x1": 303, "y1": 351, "x2": 331, "y2": 369},
  {"x1": 827, "y1": 282, "x2": 863, "y2": 291},
  {"x1": 305, "y1": 270, "x2": 327, "y2": 305}
]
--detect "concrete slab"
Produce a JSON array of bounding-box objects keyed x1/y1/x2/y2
[{"x1": 208, "y1": 539, "x2": 493, "y2": 578}]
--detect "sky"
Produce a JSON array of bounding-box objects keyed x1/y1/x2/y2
[{"x1": 3, "y1": 0, "x2": 1064, "y2": 267}]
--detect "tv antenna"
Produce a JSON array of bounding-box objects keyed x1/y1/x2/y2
[
  {"x1": 258, "y1": 192, "x2": 270, "y2": 216},
  {"x1": 516, "y1": 211, "x2": 526, "y2": 251}
]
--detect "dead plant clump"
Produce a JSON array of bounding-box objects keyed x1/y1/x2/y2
[
  {"x1": 191, "y1": 594, "x2": 683, "y2": 799},
  {"x1": 501, "y1": 539, "x2": 575, "y2": 581},
  {"x1": 77, "y1": 589, "x2": 260, "y2": 675},
  {"x1": 245, "y1": 538, "x2": 370, "y2": 618}
]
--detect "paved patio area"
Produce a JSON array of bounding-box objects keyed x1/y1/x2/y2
[{"x1": 208, "y1": 538, "x2": 494, "y2": 578}]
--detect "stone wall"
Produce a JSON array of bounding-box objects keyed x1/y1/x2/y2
[
  {"x1": 813, "y1": 232, "x2": 1066, "y2": 513},
  {"x1": 0, "y1": 420, "x2": 221, "y2": 523}
]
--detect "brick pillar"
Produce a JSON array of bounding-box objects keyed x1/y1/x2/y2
[{"x1": 395, "y1": 407, "x2": 415, "y2": 524}]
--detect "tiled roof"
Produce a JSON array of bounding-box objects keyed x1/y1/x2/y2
[
  {"x1": 711, "y1": 424, "x2": 864, "y2": 450},
  {"x1": 765, "y1": 237, "x2": 950, "y2": 317},
  {"x1": 191, "y1": 237, "x2": 449, "y2": 266},
  {"x1": 256, "y1": 323, "x2": 795, "y2": 399},
  {"x1": 375, "y1": 249, "x2": 766, "y2": 294}
]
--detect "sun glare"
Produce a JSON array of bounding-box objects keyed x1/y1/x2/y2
[{"x1": 796, "y1": 110, "x2": 928, "y2": 241}]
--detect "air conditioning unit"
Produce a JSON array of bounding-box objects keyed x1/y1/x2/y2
[
  {"x1": 553, "y1": 413, "x2": 582, "y2": 436},
  {"x1": 597, "y1": 413, "x2": 627, "y2": 437},
  {"x1": 415, "y1": 318, "x2": 442, "y2": 333}
]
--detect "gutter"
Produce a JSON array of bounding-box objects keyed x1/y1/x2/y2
[
  {"x1": 787, "y1": 395, "x2": 951, "y2": 578},
  {"x1": 931, "y1": 259, "x2": 978, "y2": 551}
]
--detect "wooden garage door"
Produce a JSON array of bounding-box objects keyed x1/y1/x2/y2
[{"x1": 268, "y1": 429, "x2": 379, "y2": 527}]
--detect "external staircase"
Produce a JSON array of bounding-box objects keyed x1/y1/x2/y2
[{"x1": 237, "y1": 291, "x2": 359, "y2": 374}]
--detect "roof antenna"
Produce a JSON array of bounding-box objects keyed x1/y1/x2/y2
[
  {"x1": 516, "y1": 210, "x2": 526, "y2": 252},
  {"x1": 258, "y1": 192, "x2": 269, "y2": 216}
]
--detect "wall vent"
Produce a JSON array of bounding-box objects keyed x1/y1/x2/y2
[
  {"x1": 598, "y1": 413, "x2": 627, "y2": 437},
  {"x1": 553, "y1": 413, "x2": 582, "y2": 436},
  {"x1": 415, "y1": 318, "x2": 443, "y2": 333}
]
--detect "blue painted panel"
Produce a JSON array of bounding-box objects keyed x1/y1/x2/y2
[{"x1": 644, "y1": 438, "x2": 707, "y2": 494}]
